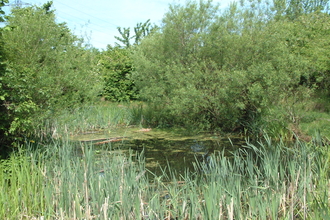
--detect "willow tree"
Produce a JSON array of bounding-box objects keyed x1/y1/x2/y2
[{"x1": 131, "y1": 0, "x2": 329, "y2": 133}]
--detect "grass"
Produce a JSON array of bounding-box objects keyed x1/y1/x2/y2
[
  {"x1": 34, "y1": 102, "x2": 147, "y2": 141},
  {"x1": 300, "y1": 111, "x2": 330, "y2": 139},
  {"x1": 0, "y1": 135, "x2": 329, "y2": 219},
  {"x1": 31, "y1": 95, "x2": 330, "y2": 144},
  {"x1": 295, "y1": 92, "x2": 330, "y2": 139},
  {"x1": 255, "y1": 93, "x2": 330, "y2": 141},
  {"x1": 2, "y1": 97, "x2": 330, "y2": 219}
]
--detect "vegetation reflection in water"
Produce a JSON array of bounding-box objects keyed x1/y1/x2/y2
[{"x1": 72, "y1": 127, "x2": 246, "y2": 176}]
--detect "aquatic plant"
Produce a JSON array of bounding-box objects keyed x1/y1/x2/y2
[{"x1": 0, "y1": 135, "x2": 329, "y2": 219}]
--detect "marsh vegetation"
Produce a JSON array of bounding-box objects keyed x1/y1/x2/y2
[
  {"x1": 1, "y1": 134, "x2": 329, "y2": 219},
  {"x1": 0, "y1": 0, "x2": 330, "y2": 219}
]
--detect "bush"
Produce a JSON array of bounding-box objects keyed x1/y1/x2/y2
[
  {"x1": 0, "y1": 3, "x2": 101, "y2": 143},
  {"x1": 131, "y1": 0, "x2": 328, "y2": 133},
  {"x1": 99, "y1": 46, "x2": 138, "y2": 102}
]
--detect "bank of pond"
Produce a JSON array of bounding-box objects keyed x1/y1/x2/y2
[{"x1": 0, "y1": 129, "x2": 329, "y2": 219}]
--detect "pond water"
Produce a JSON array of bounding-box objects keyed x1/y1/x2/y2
[{"x1": 71, "y1": 127, "x2": 246, "y2": 176}]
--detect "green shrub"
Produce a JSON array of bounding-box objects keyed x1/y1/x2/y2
[
  {"x1": 0, "y1": 3, "x2": 101, "y2": 143},
  {"x1": 131, "y1": 0, "x2": 329, "y2": 134},
  {"x1": 99, "y1": 46, "x2": 138, "y2": 102}
]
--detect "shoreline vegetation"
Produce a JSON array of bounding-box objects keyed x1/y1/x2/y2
[
  {"x1": 1, "y1": 102, "x2": 330, "y2": 219},
  {"x1": 2, "y1": 0, "x2": 330, "y2": 146},
  {"x1": 1, "y1": 0, "x2": 330, "y2": 218},
  {"x1": 0, "y1": 134, "x2": 329, "y2": 219},
  {"x1": 38, "y1": 102, "x2": 330, "y2": 143}
]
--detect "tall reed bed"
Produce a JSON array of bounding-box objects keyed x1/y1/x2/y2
[
  {"x1": 0, "y1": 136, "x2": 329, "y2": 219},
  {"x1": 34, "y1": 102, "x2": 146, "y2": 140}
]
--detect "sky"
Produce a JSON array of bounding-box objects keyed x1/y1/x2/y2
[{"x1": 3, "y1": 0, "x2": 233, "y2": 50}]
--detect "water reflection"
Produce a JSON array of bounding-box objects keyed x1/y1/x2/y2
[
  {"x1": 96, "y1": 137, "x2": 244, "y2": 176},
  {"x1": 73, "y1": 127, "x2": 245, "y2": 177},
  {"x1": 190, "y1": 140, "x2": 207, "y2": 152}
]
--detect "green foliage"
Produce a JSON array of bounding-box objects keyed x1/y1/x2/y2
[
  {"x1": 114, "y1": 19, "x2": 158, "y2": 48},
  {"x1": 45, "y1": 102, "x2": 142, "y2": 137},
  {"x1": 114, "y1": 27, "x2": 132, "y2": 48},
  {"x1": 131, "y1": 0, "x2": 330, "y2": 133},
  {"x1": 0, "y1": 0, "x2": 8, "y2": 22},
  {"x1": 98, "y1": 46, "x2": 138, "y2": 101},
  {"x1": 0, "y1": 3, "x2": 101, "y2": 142},
  {"x1": 294, "y1": 13, "x2": 330, "y2": 92},
  {"x1": 0, "y1": 0, "x2": 10, "y2": 145},
  {"x1": 272, "y1": 0, "x2": 329, "y2": 20},
  {"x1": 0, "y1": 136, "x2": 329, "y2": 218}
]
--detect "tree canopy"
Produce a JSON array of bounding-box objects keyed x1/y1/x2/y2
[
  {"x1": 0, "y1": 2, "x2": 101, "y2": 143},
  {"x1": 0, "y1": 0, "x2": 329, "y2": 145},
  {"x1": 131, "y1": 0, "x2": 330, "y2": 132}
]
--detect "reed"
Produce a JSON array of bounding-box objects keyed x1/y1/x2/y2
[
  {"x1": 0, "y1": 136, "x2": 329, "y2": 219},
  {"x1": 34, "y1": 102, "x2": 146, "y2": 140}
]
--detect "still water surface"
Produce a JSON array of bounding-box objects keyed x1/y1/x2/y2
[{"x1": 72, "y1": 127, "x2": 246, "y2": 176}]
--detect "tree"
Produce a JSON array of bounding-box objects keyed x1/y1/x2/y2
[
  {"x1": 132, "y1": 0, "x2": 229, "y2": 129},
  {"x1": 0, "y1": 0, "x2": 10, "y2": 147},
  {"x1": 131, "y1": 0, "x2": 327, "y2": 133},
  {"x1": 104, "y1": 19, "x2": 158, "y2": 101},
  {"x1": 272, "y1": 0, "x2": 329, "y2": 20},
  {"x1": 0, "y1": 2, "x2": 101, "y2": 143},
  {"x1": 114, "y1": 19, "x2": 157, "y2": 48},
  {"x1": 114, "y1": 27, "x2": 132, "y2": 48},
  {"x1": 98, "y1": 45, "x2": 138, "y2": 101},
  {"x1": 0, "y1": 0, "x2": 8, "y2": 22}
]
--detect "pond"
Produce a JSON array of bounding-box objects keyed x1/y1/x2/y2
[{"x1": 71, "y1": 127, "x2": 246, "y2": 176}]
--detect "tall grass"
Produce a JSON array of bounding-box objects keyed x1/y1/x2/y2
[
  {"x1": 0, "y1": 136, "x2": 329, "y2": 219},
  {"x1": 33, "y1": 101, "x2": 194, "y2": 141},
  {"x1": 34, "y1": 102, "x2": 147, "y2": 140}
]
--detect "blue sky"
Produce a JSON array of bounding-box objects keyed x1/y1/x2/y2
[{"x1": 3, "y1": 0, "x2": 233, "y2": 50}]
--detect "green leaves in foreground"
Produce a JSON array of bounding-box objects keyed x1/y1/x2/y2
[{"x1": 0, "y1": 137, "x2": 329, "y2": 219}]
